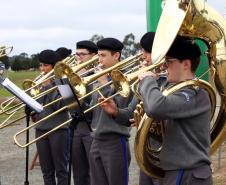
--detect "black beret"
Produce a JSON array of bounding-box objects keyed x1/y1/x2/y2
[
  {"x1": 56, "y1": 47, "x2": 72, "y2": 60},
  {"x1": 140, "y1": 32, "x2": 155, "y2": 53},
  {"x1": 166, "y1": 36, "x2": 201, "y2": 60},
  {"x1": 97, "y1": 38, "x2": 123, "y2": 52},
  {"x1": 38, "y1": 49, "x2": 61, "y2": 66},
  {"x1": 76, "y1": 40, "x2": 98, "y2": 53}
]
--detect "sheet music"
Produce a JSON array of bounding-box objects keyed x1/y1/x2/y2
[{"x1": 1, "y1": 78, "x2": 43, "y2": 113}]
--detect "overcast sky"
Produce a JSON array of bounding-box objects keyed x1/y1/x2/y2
[{"x1": 0, "y1": 0, "x2": 225, "y2": 55}]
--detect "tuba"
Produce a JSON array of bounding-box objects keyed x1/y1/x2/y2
[{"x1": 134, "y1": 0, "x2": 226, "y2": 178}]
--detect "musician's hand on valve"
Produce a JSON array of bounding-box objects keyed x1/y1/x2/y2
[{"x1": 98, "y1": 97, "x2": 118, "y2": 117}]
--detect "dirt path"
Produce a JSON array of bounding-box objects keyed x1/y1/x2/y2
[{"x1": 0, "y1": 122, "x2": 225, "y2": 185}]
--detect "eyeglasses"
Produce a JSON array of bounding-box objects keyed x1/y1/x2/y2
[
  {"x1": 163, "y1": 58, "x2": 180, "y2": 68},
  {"x1": 75, "y1": 52, "x2": 90, "y2": 57}
]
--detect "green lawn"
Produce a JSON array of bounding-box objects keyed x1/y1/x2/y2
[{"x1": 0, "y1": 70, "x2": 39, "y2": 97}]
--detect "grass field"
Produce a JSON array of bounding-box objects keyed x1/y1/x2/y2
[{"x1": 0, "y1": 70, "x2": 39, "y2": 97}]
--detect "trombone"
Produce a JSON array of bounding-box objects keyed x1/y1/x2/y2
[
  {"x1": 0, "y1": 55, "x2": 76, "y2": 115},
  {"x1": 110, "y1": 55, "x2": 165, "y2": 98},
  {"x1": 13, "y1": 53, "x2": 143, "y2": 148},
  {"x1": 65, "y1": 52, "x2": 143, "y2": 97},
  {"x1": 54, "y1": 55, "x2": 98, "y2": 79},
  {"x1": 0, "y1": 85, "x2": 59, "y2": 129}
]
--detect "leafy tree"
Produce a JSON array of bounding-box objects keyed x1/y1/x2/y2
[
  {"x1": 11, "y1": 53, "x2": 31, "y2": 71},
  {"x1": 0, "y1": 55, "x2": 10, "y2": 69},
  {"x1": 121, "y1": 33, "x2": 141, "y2": 59},
  {"x1": 90, "y1": 34, "x2": 104, "y2": 44},
  {"x1": 30, "y1": 54, "x2": 39, "y2": 69}
]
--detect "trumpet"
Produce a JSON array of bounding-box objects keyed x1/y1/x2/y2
[
  {"x1": 13, "y1": 53, "x2": 143, "y2": 148},
  {"x1": 0, "y1": 46, "x2": 13, "y2": 58}
]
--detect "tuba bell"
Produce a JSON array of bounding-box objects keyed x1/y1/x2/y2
[{"x1": 134, "y1": 0, "x2": 226, "y2": 178}]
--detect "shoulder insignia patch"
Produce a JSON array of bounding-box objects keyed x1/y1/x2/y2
[{"x1": 181, "y1": 91, "x2": 190, "y2": 102}]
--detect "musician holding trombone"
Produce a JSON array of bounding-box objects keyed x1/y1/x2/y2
[
  {"x1": 89, "y1": 38, "x2": 132, "y2": 185},
  {"x1": 56, "y1": 47, "x2": 72, "y2": 61},
  {"x1": 100, "y1": 32, "x2": 164, "y2": 185},
  {"x1": 72, "y1": 40, "x2": 98, "y2": 185},
  {"x1": 33, "y1": 49, "x2": 71, "y2": 185},
  {"x1": 138, "y1": 37, "x2": 212, "y2": 185}
]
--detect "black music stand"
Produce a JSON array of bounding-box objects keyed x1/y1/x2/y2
[
  {"x1": 24, "y1": 106, "x2": 31, "y2": 185},
  {"x1": 0, "y1": 76, "x2": 43, "y2": 185}
]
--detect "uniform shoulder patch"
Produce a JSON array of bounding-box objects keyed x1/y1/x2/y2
[{"x1": 181, "y1": 91, "x2": 190, "y2": 102}]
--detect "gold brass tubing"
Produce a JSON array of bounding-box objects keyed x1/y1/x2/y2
[
  {"x1": 78, "y1": 59, "x2": 141, "y2": 101},
  {"x1": 13, "y1": 102, "x2": 68, "y2": 148},
  {"x1": 0, "y1": 86, "x2": 58, "y2": 115},
  {"x1": 70, "y1": 53, "x2": 143, "y2": 97},
  {"x1": 0, "y1": 97, "x2": 63, "y2": 129},
  {"x1": 0, "y1": 74, "x2": 55, "y2": 114},
  {"x1": 0, "y1": 55, "x2": 75, "y2": 113},
  {"x1": 83, "y1": 91, "x2": 121, "y2": 114},
  {"x1": 71, "y1": 55, "x2": 98, "y2": 73},
  {"x1": 78, "y1": 81, "x2": 112, "y2": 101},
  {"x1": 111, "y1": 57, "x2": 165, "y2": 98},
  {"x1": 14, "y1": 118, "x2": 72, "y2": 148}
]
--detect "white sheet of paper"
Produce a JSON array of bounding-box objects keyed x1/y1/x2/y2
[{"x1": 1, "y1": 78, "x2": 43, "y2": 113}]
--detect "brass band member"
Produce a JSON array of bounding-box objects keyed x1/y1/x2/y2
[
  {"x1": 100, "y1": 32, "x2": 163, "y2": 185},
  {"x1": 138, "y1": 37, "x2": 212, "y2": 185},
  {"x1": 34, "y1": 50, "x2": 70, "y2": 185},
  {"x1": 56, "y1": 47, "x2": 72, "y2": 61},
  {"x1": 89, "y1": 38, "x2": 132, "y2": 185},
  {"x1": 72, "y1": 40, "x2": 97, "y2": 185},
  {"x1": 138, "y1": 32, "x2": 163, "y2": 185}
]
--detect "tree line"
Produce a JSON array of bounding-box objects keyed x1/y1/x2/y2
[{"x1": 0, "y1": 33, "x2": 141, "y2": 71}]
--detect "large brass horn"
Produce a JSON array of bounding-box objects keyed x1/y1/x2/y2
[
  {"x1": 133, "y1": 0, "x2": 226, "y2": 179},
  {"x1": 135, "y1": 79, "x2": 217, "y2": 178}
]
